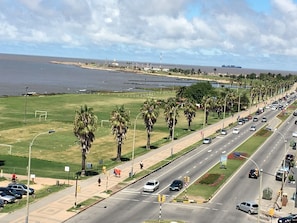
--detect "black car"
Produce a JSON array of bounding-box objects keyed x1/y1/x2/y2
[
  {"x1": 0, "y1": 187, "x2": 22, "y2": 199},
  {"x1": 278, "y1": 214, "x2": 297, "y2": 222},
  {"x1": 249, "y1": 169, "x2": 259, "y2": 179},
  {"x1": 169, "y1": 180, "x2": 184, "y2": 191},
  {"x1": 293, "y1": 111, "x2": 297, "y2": 116},
  {"x1": 0, "y1": 199, "x2": 4, "y2": 208}
]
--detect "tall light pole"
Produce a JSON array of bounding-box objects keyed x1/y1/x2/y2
[
  {"x1": 26, "y1": 130, "x2": 55, "y2": 223},
  {"x1": 130, "y1": 112, "x2": 142, "y2": 177},
  {"x1": 234, "y1": 152, "x2": 262, "y2": 223}
]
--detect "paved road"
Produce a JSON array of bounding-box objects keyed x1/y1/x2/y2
[{"x1": 0, "y1": 89, "x2": 294, "y2": 223}]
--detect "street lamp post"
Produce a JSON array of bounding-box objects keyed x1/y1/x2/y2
[
  {"x1": 130, "y1": 112, "x2": 142, "y2": 177},
  {"x1": 25, "y1": 130, "x2": 55, "y2": 223},
  {"x1": 234, "y1": 152, "x2": 262, "y2": 223}
]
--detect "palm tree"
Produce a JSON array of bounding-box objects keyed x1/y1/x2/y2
[
  {"x1": 183, "y1": 100, "x2": 197, "y2": 131},
  {"x1": 141, "y1": 99, "x2": 159, "y2": 149},
  {"x1": 164, "y1": 98, "x2": 178, "y2": 139},
  {"x1": 73, "y1": 105, "x2": 98, "y2": 176},
  {"x1": 110, "y1": 105, "x2": 130, "y2": 161}
]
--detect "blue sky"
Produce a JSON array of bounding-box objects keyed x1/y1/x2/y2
[{"x1": 1, "y1": 0, "x2": 297, "y2": 71}]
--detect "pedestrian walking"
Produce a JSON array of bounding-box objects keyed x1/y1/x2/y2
[
  {"x1": 98, "y1": 177, "x2": 101, "y2": 186},
  {"x1": 11, "y1": 173, "x2": 17, "y2": 183},
  {"x1": 140, "y1": 161, "x2": 143, "y2": 169}
]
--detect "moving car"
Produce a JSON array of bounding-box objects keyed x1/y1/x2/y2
[
  {"x1": 0, "y1": 192, "x2": 16, "y2": 204},
  {"x1": 293, "y1": 111, "x2": 297, "y2": 116},
  {"x1": 203, "y1": 138, "x2": 212, "y2": 144},
  {"x1": 8, "y1": 183, "x2": 35, "y2": 195},
  {"x1": 169, "y1": 180, "x2": 183, "y2": 191},
  {"x1": 278, "y1": 213, "x2": 297, "y2": 222},
  {"x1": 232, "y1": 128, "x2": 240, "y2": 134},
  {"x1": 236, "y1": 201, "x2": 258, "y2": 214},
  {"x1": 250, "y1": 125, "x2": 256, "y2": 131},
  {"x1": 238, "y1": 118, "x2": 245, "y2": 125},
  {"x1": 249, "y1": 169, "x2": 259, "y2": 179},
  {"x1": 143, "y1": 180, "x2": 159, "y2": 192},
  {"x1": 262, "y1": 117, "x2": 267, "y2": 122},
  {"x1": 220, "y1": 129, "x2": 227, "y2": 135},
  {"x1": 293, "y1": 132, "x2": 297, "y2": 138},
  {"x1": 253, "y1": 117, "x2": 258, "y2": 122}
]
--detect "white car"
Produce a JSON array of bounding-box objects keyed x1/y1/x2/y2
[
  {"x1": 203, "y1": 138, "x2": 212, "y2": 144},
  {"x1": 221, "y1": 129, "x2": 227, "y2": 135},
  {"x1": 293, "y1": 132, "x2": 297, "y2": 138},
  {"x1": 233, "y1": 128, "x2": 240, "y2": 134},
  {"x1": 143, "y1": 180, "x2": 159, "y2": 192},
  {"x1": 250, "y1": 125, "x2": 256, "y2": 131}
]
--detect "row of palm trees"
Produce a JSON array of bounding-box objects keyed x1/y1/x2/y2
[{"x1": 73, "y1": 78, "x2": 296, "y2": 174}]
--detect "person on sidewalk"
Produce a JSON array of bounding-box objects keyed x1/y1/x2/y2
[
  {"x1": 98, "y1": 177, "x2": 101, "y2": 186},
  {"x1": 140, "y1": 161, "x2": 144, "y2": 169}
]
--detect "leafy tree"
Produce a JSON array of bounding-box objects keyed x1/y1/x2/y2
[
  {"x1": 73, "y1": 105, "x2": 98, "y2": 175},
  {"x1": 182, "y1": 82, "x2": 213, "y2": 104},
  {"x1": 141, "y1": 99, "x2": 159, "y2": 149},
  {"x1": 110, "y1": 105, "x2": 130, "y2": 161}
]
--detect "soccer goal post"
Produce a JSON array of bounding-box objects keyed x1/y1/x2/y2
[{"x1": 0, "y1": 144, "x2": 12, "y2": 155}]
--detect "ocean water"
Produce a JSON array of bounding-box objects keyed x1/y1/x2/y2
[
  {"x1": 0, "y1": 54, "x2": 201, "y2": 96},
  {"x1": 0, "y1": 53, "x2": 294, "y2": 96}
]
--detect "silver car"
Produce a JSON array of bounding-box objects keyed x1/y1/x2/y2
[
  {"x1": 236, "y1": 201, "x2": 258, "y2": 214},
  {"x1": 0, "y1": 192, "x2": 16, "y2": 204}
]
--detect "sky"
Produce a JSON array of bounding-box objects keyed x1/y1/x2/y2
[{"x1": 1, "y1": 0, "x2": 297, "y2": 71}]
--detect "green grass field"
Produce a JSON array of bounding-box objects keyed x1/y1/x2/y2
[{"x1": 0, "y1": 91, "x2": 223, "y2": 179}]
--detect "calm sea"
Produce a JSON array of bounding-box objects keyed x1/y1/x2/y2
[{"x1": 0, "y1": 53, "x2": 295, "y2": 96}]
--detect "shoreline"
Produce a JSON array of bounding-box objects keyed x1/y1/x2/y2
[{"x1": 50, "y1": 60, "x2": 231, "y2": 84}]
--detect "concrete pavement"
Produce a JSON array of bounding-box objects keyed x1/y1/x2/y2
[{"x1": 0, "y1": 93, "x2": 294, "y2": 223}]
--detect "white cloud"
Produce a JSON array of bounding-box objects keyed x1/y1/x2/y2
[{"x1": 0, "y1": 0, "x2": 297, "y2": 70}]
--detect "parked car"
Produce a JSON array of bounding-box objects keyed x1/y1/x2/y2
[
  {"x1": 249, "y1": 169, "x2": 259, "y2": 179},
  {"x1": 236, "y1": 201, "x2": 258, "y2": 214},
  {"x1": 233, "y1": 128, "x2": 240, "y2": 134},
  {"x1": 278, "y1": 213, "x2": 297, "y2": 222},
  {"x1": 293, "y1": 132, "x2": 297, "y2": 138},
  {"x1": 293, "y1": 111, "x2": 297, "y2": 116},
  {"x1": 143, "y1": 180, "x2": 159, "y2": 192},
  {"x1": 250, "y1": 125, "x2": 256, "y2": 131},
  {"x1": 0, "y1": 192, "x2": 16, "y2": 204},
  {"x1": 286, "y1": 154, "x2": 295, "y2": 162},
  {"x1": 203, "y1": 138, "x2": 212, "y2": 144},
  {"x1": 275, "y1": 169, "x2": 288, "y2": 181},
  {"x1": 0, "y1": 199, "x2": 4, "y2": 208},
  {"x1": 220, "y1": 129, "x2": 227, "y2": 135},
  {"x1": 0, "y1": 187, "x2": 22, "y2": 199},
  {"x1": 8, "y1": 183, "x2": 35, "y2": 195},
  {"x1": 253, "y1": 117, "x2": 258, "y2": 122},
  {"x1": 169, "y1": 180, "x2": 183, "y2": 191}
]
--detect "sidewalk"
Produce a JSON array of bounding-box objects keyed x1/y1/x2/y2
[{"x1": 0, "y1": 94, "x2": 291, "y2": 223}]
